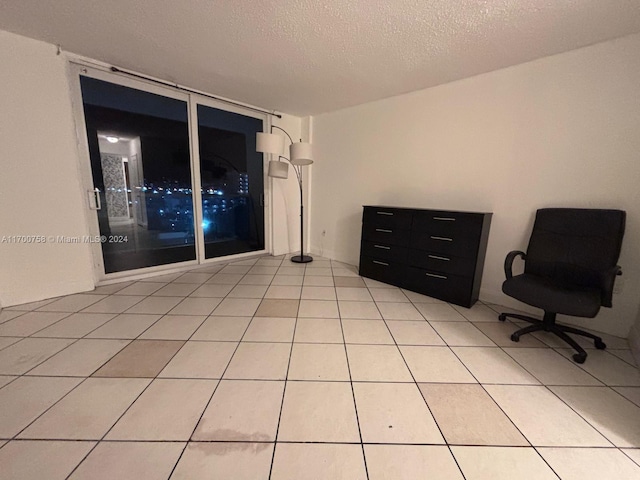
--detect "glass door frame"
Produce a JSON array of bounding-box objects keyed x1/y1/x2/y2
[
  {"x1": 69, "y1": 62, "x2": 270, "y2": 283},
  {"x1": 189, "y1": 96, "x2": 270, "y2": 265}
]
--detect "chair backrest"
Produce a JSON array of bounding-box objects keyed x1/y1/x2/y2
[{"x1": 525, "y1": 208, "x2": 626, "y2": 296}]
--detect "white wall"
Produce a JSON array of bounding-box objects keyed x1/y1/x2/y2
[
  {"x1": 310, "y1": 33, "x2": 640, "y2": 338},
  {"x1": 0, "y1": 30, "x2": 95, "y2": 307}
]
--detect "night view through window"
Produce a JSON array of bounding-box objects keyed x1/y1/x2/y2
[{"x1": 80, "y1": 76, "x2": 264, "y2": 273}]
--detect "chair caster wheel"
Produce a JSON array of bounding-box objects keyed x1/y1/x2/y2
[
  {"x1": 572, "y1": 352, "x2": 587, "y2": 364},
  {"x1": 510, "y1": 333, "x2": 520, "y2": 342},
  {"x1": 594, "y1": 339, "x2": 606, "y2": 350},
  {"x1": 498, "y1": 314, "x2": 507, "y2": 322}
]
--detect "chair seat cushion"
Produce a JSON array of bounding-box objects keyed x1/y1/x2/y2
[{"x1": 502, "y1": 274, "x2": 601, "y2": 318}]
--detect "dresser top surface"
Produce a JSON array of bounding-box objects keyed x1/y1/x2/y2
[{"x1": 363, "y1": 205, "x2": 493, "y2": 216}]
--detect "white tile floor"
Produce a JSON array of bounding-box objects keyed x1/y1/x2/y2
[{"x1": 0, "y1": 255, "x2": 639, "y2": 479}]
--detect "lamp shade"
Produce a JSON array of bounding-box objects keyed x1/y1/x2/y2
[
  {"x1": 268, "y1": 160, "x2": 289, "y2": 179},
  {"x1": 289, "y1": 142, "x2": 314, "y2": 166},
  {"x1": 256, "y1": 132, "x2": 284, "y2": 155}
]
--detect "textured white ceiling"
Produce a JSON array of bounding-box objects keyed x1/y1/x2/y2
[{"x1": 1, "y1": 1, "x2": 640, "y2": 116}]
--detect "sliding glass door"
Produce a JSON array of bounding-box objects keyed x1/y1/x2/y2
[
  {"x1": 77, "y1": 69, "x2": 266, "y2": 276},
  {"x1": 196, "y1": 104, "x2": 265, "y2": 259}
]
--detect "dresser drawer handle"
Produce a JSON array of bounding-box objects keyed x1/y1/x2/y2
[
  {"x1": 376, "y1": 211, "x2": 394, "y2": 216},
  {"x1": 433, "y1": 216, "x2": 456, "y2": 221},
  {"x1": 428, "y1": 254, "x2": 450, "y2": 261},
  {"x1": 376, "y1": 228, "x2": 393, "y2": 233},
  {"x1": 430, "y1": 236, "x2": 453, "y2": 241},
  {"x1": 374, "y1": 245, "x2": 391, "y2": 250},
  {"x1": 373, "y1": 260, "x2": 389, "y2": 266},
  {"x1": 426, "y1": 273, "x2": 447, "y2": 279}
]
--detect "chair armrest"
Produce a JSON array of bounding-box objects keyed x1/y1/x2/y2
[
  {"x1": 504, "y1": 250, "x2": 526, "y2": 280},
  {"x1": 601, "y1": 265, "x2": 622, "y2": 308}
]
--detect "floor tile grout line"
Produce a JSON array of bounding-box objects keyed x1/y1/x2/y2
[
  {"x1": 541, "y1": 385, "x2": 622, "y2": 449},
  {"x1": 78, "y1": 292, "x2": 150, "y2": 316},
  {"x1": 499, "y1": 345, "x2": 606, "y2": 386},
  {"x1": 444, "y1": 347, "x2": 538, "y2": 450},
  {"x1": 552, "y1": 346, "x2": 637, "y2": 379},
  {"x1": 0, "y1": 336, "x2": 28, "y2": 353},
  {"x1": 2, "y1": 437, "x2": 638, "y2": 448},
  {"x1": 46, "y1": 312, "x2": 121, "y2": 340},
  {"x1": 487, "y1": 328, "x2": 633, "y2": 448},
  {"x1": 335, "y1": 271, "x2": 371, "y2": 480},
  {"x1": 267, "y1": 256, "x2": 305, "y2": 480},
  {"x1": 622, "y1": 448, "x2": 640, "y2": 468},
  {"x1": 135, "y1": 315, "x2": 211, "y2": 342},
  {"x1": 8, "y1": 373, "x2": 98, "y2": 445},
  {"x1": 166, "y1": 257, "x2": 271, "y2": 479},
  {"x1": 0, "y1": 310, "x2": 30, "y2": 325},
  {"x1": 609, "y1": 386, "x2": 640, "y2": 408},
  {"x1": 446, "y1": 317, "x2": 626, "y2": 455},
  {"x1": 12, "y1": 374, "x2": 620, "y2": 386},
  {"x1": 80, "y1": 313, "x2": 166, "y2": 339},
  {"x1": 62, "y1": 376, "x2": 159, "y2": 479},
  {"x1": 362, "y1": 276, "x2": 612, "y2": 472},
  {"x1": 394, "y1": 286, "x2": 586, "y2": 478},
  {"x1": 30, "y1": 302, "x2": 172, "y2": 374},
  {"x1": 11, "y1": 334, "x2": 89, "y2": 379},
  {"x1": 468, "y1": 320, "x2": 634, "y2": 450},
  {"x1": 603, "y1": 348, "x2": 638, "y2": 367},
  {"x1": 1, "y1": 345, "x2": 634, "y2": 385},
  {"x1": 65, "y1": 326, "x2": 199, "y2": 474},
  {"x1": 26, "y1": 311, "x2": 133, "y2": 364},
  {"x1": 2, "y1": 257, "x2": 638, "y2": 478},
  {"x1": 530, "y1": 446, "x2": 569, "y2": 480},
  {"x1": 59, "y1": 261, "x2": 252, "y2": 476},
  {"x1": 31, "y1": 292, "x2": 110, "y2": 314},
  {"x1": 2, "y1": 310, "x2": 77, "y2": 339},
  {"x1": 362, "y1": 281, "x2": 468, "y2": 480}
]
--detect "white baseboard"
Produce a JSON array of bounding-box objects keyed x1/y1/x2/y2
[
  {"x1": 628, "y1": 323, "x2": 640, "y2": 367},
  {"x1": 309, "y1": 246, "x2": 341, "y2": 263}
]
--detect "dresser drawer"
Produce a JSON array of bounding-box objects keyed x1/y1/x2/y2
[
  {"x1": 362, "y1": 241, "x2": 408, "y2": 263},
  {"x1": 363, "y1": 207, "x2": 413, "y2": 229},
  {"x1": 362, "y1": 223, "x2": 411, "y2": 247},
  {"x1": 359, "y1": 255, "x2": 403, "y2": 286},
  {"x1": 360, "y1": 206, "x2": 491, "y2": 308},
  {"x1": 410, "y1": 231, "x2": 479, "y2": 258},
  {"x1": 408, "y1": 249, "x2": 476, "y2": 277},
  {"x1": 405, "y1": 267, "x2": 474, "y2": 307},
  {"x1": 412, "y1": 210, "x2": 483, "y2": 238}
]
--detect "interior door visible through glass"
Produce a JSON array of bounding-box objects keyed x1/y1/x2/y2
[
  {"x1": 197, "y1": 104, "x2": 265, "y2": 259},
  {"x1": 79, "y1": 76, "x2": 196, "y2": 273}
]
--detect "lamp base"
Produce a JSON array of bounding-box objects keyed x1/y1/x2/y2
[{"x1": 291, "y1": 255, "x2": 313, "y2": 264}]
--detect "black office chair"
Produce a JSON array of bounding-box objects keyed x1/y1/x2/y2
[{"x1": 499, "y1": 208, "x2": 625, "y2": 364}]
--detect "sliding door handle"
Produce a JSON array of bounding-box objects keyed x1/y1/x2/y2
[{"x1": 88, "y1": 188, "x2": 101, "y2": 210}]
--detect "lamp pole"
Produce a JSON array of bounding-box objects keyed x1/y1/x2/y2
[
  {"x1": 291, "y1": 165, "x2": 311, "y2": 263},
  {"x1": 257, "y1": 125, "x2": 313, "y2": 263}
]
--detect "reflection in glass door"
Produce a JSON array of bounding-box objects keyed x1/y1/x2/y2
[
  {"x1": 79, "y1": 76, "x2": 196, "y2": 273},
  {"x1": 197, "y1": 104, "x2": 265, "y2": 259}
]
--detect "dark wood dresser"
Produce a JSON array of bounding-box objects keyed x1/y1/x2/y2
[{"x1": 359, "y1": 206, "x2": 492, "y2": 307}]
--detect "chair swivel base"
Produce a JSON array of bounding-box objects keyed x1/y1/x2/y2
[
  {"x1": 291, "y1": 255, "x2": 313, "y2": 264},
  {"x1": 498, "y1": 311, "x2": 606, "y2": 364}
]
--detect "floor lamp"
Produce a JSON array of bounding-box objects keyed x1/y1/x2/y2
[{"x1": 257, "y1": 126, "x2": 314, "y2": 263}]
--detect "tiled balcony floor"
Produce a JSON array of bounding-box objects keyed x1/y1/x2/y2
[{"x1": 0, "y1": 255, "x2": 639, "y2": 479}]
